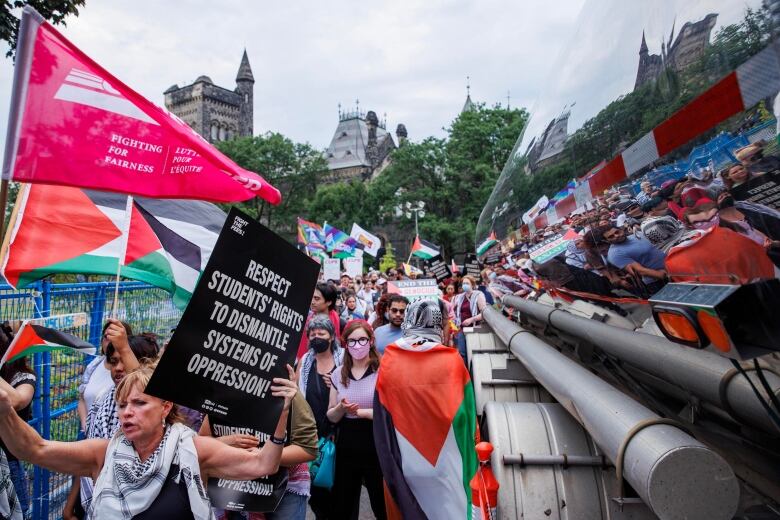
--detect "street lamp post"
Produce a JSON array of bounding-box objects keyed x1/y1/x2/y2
[{"x1": 394, "y1": 196, "x2": 426, "y2": 263}]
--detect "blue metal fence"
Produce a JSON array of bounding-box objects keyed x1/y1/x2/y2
[{"x1": 0, "y1": 281, "x2": 182, "y2": 520}]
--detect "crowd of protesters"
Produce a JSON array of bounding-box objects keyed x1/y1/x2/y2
[
  {"x1": 0, "y1": 266, "x2": 478, "y2": 520},
  {"x1": 0, "y1": 142, "x2": 776, "y2": 519}
]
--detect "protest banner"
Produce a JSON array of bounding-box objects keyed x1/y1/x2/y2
[
  {"x1": 528, "y1": 229, "x2": 579, "y2": 264},
  {"x1": 424, "y1": 255, "x2": 452, "y2": 283},
  {"x1": 464, "y1": 254, "x2": 482, "y2": 279},
  {"x1": 386, "y1": 279, "x2": 439, "y2": 301},
  {"x1": 343, "y1": 256, "x2": 362, "y2": 278},
  {"x1": 323, "y1": 258, "x2": 340, "y2": 281},
  {"x1": 146, "y1": 207, "x2": 319, "y2": 433},
  {"x1": 206, "y1": 416, "x2": 289, "y2": 512},
  {"x1": 731, "y1": 171, "x2": 780, "y2": 210}
]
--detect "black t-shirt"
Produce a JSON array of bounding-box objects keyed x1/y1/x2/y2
[
  {"x1": 132, "y1": 464, "x2": 195, "y2": 520},
  {"x1": 1, "y1": 371, "x2": 36, "y2": 463},
  {"x1": 306, "y1": 359, "x2": 335, "y2": 438}
]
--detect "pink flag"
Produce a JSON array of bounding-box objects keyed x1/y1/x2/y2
[{"x1": 2, "y1": 7, "x2": 281, "y2": 204}]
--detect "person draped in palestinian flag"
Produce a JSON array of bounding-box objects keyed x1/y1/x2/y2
[{"x1": 373, "y1": 299, "x2": 478, "y2": 520}]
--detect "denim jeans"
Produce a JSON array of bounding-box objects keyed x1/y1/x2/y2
[
  {"x1": 265, "y1": 492, "x2": 308, "y2": 520},
  {"x1": 455, "y1": 332, "x2": 468, "y2": 366},
  {"x1": 8, "y1": 460, "x2": 29, "y2": 517},
  {"x1": 214, "y1": 492, "x2": 308, "y2": 520}
]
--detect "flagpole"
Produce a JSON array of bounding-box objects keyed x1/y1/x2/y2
[
  {"x1": 0, "y1": 183, "x2": 27, "y2": 271},
  {"x1": 0, "y1": 180, "x2": 9, "y2": 239},
  {"x1": 111, "y1": 195, "x2": 134, "y2": 317},
  {"x1": 406, "y1": 234, "x2": 417, "y2": 264}
]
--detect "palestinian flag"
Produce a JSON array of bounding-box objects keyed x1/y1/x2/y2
[
  {"x1": 410, "y1": 236, "x2": 440, "y2": 260},
  {"x1": 476, "y1": 231, "x2": 498, "y2": 256},
  {"x1": 374, "y1": 337, "x2": 478, "y2": 519},
  {"x1": 0, "y1": 184, "x2": 225, "y2": 309},
  {"x1": 1, "y1": 322, "x2": 95, "y2": 366}
]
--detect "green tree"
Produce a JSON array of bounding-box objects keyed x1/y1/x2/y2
[
  {"x1": 2, "y1": 0, "x2": 85, "y2": 58},
  {"x1": 369, "y1": 105, "x2": 529, "y2": 257},
  {"x1": 217, "y1": 133, "x2": 327, "y2": 242},
  {"x1": 379, "y1": 242, "x2": 397, "y2": 272}
]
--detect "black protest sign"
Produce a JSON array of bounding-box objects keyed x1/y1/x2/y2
[
  {"x1": 146, "y1": 207, "x2": 319, "y2": 432},
  {"x1": 731, "y1": 171, "x2": 780, "y2": 210},
  {"x1": 207, "y1": 418, "x2": 288, "y2": 512},
  {"x1": 464, "y1": 254, "x2": 482, "y2": 279},
  {"x1": 425, "y1": 255, "x2": 452, "y2": 282},
  {"x1": 485, "y1": 249, "x2": 502, "y2": 265}
]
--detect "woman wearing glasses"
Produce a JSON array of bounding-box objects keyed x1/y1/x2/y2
[{"x1": 326, "y1": 320, "x2": 386, "y2": 519}]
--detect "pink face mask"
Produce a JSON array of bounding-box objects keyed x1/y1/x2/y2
[{"x1": 348, "y1": 343, "x2": 370, "y2": 360}]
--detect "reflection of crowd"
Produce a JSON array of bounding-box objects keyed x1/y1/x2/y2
[{"x1": 511, "y1": 141, "x2": 780, "y2": 298}]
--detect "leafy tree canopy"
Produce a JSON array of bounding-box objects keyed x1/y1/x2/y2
[
  {"x1": 217, "y1": 133, "x2": 328, "y2": 242},
  {"x1": 1, "y1": 0, "x2": 85, "y2": 58}
]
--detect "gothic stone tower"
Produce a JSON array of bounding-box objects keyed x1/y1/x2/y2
[
  {"x1": 235, "y1": 49, "x2": 254, "y2": 138},
  {"x1": 164, "y1": 51, "x2": 254, "y2": 143}
]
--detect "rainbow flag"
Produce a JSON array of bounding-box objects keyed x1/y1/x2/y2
[
  {"x1": 297, "y1": 218, "x2": 326, "y2": 252},
  {"x1": 323, "y1": 223, "x2": 360, "y2": 258},
  {"x1": 374, "y1": 337, "x2": 477, "y2": 519},
  {"x1": 1, "y1": 322, "x2": 95, "y2": 366}
]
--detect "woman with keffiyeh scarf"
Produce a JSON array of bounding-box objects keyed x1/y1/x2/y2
[{"x1": 0, "y1": 364, "x2": 298, "y2": 519}]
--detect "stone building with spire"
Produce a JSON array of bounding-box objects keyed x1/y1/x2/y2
[
  {"x1": 164, "y1": 51, "x2": 254, "y2": 143},
  {"x1": 322, "y1": 106, "x2": 405, "y2": 184},
  {"x1": 634, "y1": 14, "x2": 718, "y2": 90}
]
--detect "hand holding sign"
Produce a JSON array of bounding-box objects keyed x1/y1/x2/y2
[
  {"x1": 219, "y1": 434, "x2": 260, "y2": 449},
  {"x1": 272, "y1": 365, "x2": 297, "y2": 412}
]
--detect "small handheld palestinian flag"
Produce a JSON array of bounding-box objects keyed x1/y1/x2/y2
[
  {"x1": 1, "y1": 322, "x2": 96, "y2": 367},
  {"x1": 410, "y1": 236, "x2": 440, "y2": 260},
  {"x1": 476, "y1": 231, "x2": 498, "y2": 256}
]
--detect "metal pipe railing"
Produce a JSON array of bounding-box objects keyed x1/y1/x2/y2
[
  {"x1": 502, "y1": 294, "x2": 780, "y2": 434},
  {"x1": 483, "y1": 306, "x2": 739, "y2": 520}
]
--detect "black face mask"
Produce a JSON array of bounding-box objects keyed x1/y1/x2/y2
[{"x1": 309, "y1": 337, "x2": 330, "y2": 353}]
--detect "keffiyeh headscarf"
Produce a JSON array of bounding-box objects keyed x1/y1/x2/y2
[
  {"x1": 87, "y1": 423, "x2": 214, "y2": 519},
  {"x1": 0, "y1": 449, "x2": 21, "y2": 520},
  {"x1": 640, "y1": 216, "x2": 700, "y2": 252},
  {"x1": 401, "y1": 299, "x2": 443, "y2": 343}
]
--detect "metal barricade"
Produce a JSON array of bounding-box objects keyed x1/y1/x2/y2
[{"x1": 0, "y1": 281, "x2": 182, "y2": 519}]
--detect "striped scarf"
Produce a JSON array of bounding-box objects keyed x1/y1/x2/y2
[
  {"x1": 88, "y1": 423, "x2": 213, "y2": 519},
  {"x1": 0, "y1": 450, "x2": 21, "y2": 520}
]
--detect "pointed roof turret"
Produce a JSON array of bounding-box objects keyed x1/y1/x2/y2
[
  {"x1": 236, "y1": 49, "x2": 254, "y2": 83},
  {"x1": 639, "y1": 31, "x2": 648, "y2": 54},
  {"x1": 461, "y1": 76, "x2": 475, "y2": 113}
]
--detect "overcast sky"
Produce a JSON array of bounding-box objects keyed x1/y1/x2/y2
[{"x1": 0, "y1": 0, "x2": 587, "y2": 151}]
